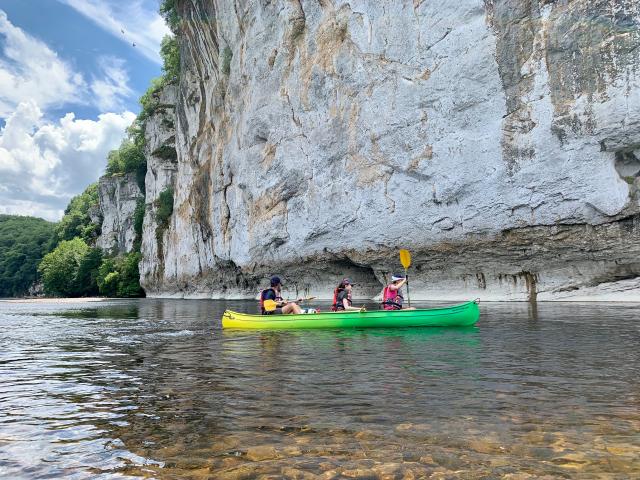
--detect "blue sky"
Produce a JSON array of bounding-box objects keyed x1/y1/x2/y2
[{"x1": 0, "y1": 0, "x2": 170, "y2": 220}]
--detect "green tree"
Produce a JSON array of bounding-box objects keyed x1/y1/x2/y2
[
  {"x1": 38, "y1": 238, "x2": 89, "y2": 296},
  {"x1": 105, "y1": 138, "x2": 147, "y2": 191},
  {"x1": 75, "y1": 248, "x2": 103, "y2": 296},
  {"x1": 117, "y1": 252, "x2": 144, "y2": 297},
  {"x1": 105, "y1": 149, "x2": 124, "y2": 175},
  {"x1": 160, "y1": 35, "x2": 180, "y2": 81},
  {"x1": 106, "y1": 139, "x2": 145, "y2": 175},
  {"x1": 97, "y1": 258, "x2": 117, "y2": 296},
  {"x1": 56, "y1": 183, "x2": 101, "y2": 244},
  {"x1": 96, "y1": 253, "x2": 144, "y2": 297},
  {"x1": 160, "y1": 0, "x2": 180, "y2": 33},
  {"x1": 156, "y1": 187, "x2": 174, "y2": 228},
  {"x1": 0, "y1": 215, "x2": 56, "y2": 297},
  {"x1": 101, "y1": 271, "x2": 120, "y2": 297}
]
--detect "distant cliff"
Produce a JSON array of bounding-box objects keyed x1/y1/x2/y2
[
  {"x1": 105, "y1": 0, "x2": 640, "y2": 301},
  {"x1": 96, "y1": 173, "x2": 143, "y2": 255}
]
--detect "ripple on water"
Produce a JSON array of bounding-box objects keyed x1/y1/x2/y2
[{"x1": 0, "y1": 299, "x2": 639, "y2": 478}]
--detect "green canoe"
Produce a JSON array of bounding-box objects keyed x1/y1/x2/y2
[{"x1": 222, "y1": 300, "x2": 480, "y2": 329}]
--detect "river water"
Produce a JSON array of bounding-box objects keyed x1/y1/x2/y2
[{"x1": 0, "y1": 299, "x2": 638, "y2": 479}]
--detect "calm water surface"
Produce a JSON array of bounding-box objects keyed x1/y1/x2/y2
[{"x1": 0, "y1": 299, "x2": 638, "y2": 479}]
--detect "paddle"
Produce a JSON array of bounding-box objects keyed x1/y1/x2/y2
[
  {"x1": 298, "y1": 296, "x2": 317, "y2": 303},
  {"x1": 399, "y1": 249, "x2": 411, "y2": 308},
  {"x1": 263, "y1": 299, "x2": 279, "y2": 312},
  {"x1": 262, "y1": 297, "x2": 317, "y2": 312}
]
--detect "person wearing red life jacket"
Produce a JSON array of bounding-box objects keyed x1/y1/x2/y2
[
  {"x1": 259, "y1": 276, "x2": 302, "y2": 315},
  {"x1": 381, "y1": 274, "x2": 414, "y2": 310},
  {"x1": 331, "y1": 278, "x2": 363, "y2": 311}
]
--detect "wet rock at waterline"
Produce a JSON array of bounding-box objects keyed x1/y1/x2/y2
[{"x1": 116, "y1": 1, "x2": 640, "y2": 300}]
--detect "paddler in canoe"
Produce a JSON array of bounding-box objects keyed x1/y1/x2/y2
[
  {"x1": 381, "y1": 274, "x2": 415, "y2": 310},
  {"x1": 259, "y1": 276, "x2": 303, "y2": 315},
  {"x1": 331, "y1": 278, "x2": 366, "y2": 312}
]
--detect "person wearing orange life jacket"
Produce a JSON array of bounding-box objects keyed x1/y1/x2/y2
[
  {"x1": 259, "y1": 276, "x2": 302, "y2": 315},
  {"x1": 381, "y1": 274, "x2": 414, "y2": 310},
  {"x1": 331, "y1": 278, "x2": 364, "y2": 311}
]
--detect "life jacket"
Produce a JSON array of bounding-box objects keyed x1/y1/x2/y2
[
  {"x1": 331, "y1": 288, "x2": 352, "y2": 311},
  {"x1": 260, "y1": 288, "x2": 283, "y2": 315},
  {"x1": 381, "y1": 285, "x2": 403, "y2": 310}
]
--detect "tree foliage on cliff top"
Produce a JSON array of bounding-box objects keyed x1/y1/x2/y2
[
  {"x1": 56, "y1": 183, "x2": 101, "y2": 245},
  {"x1": 137, "y1": 35, "x2": 180, "y2": 121},
  {"x1": 160, "y1": 0, "x2": 180, "y2": 34},
  {"x1": 105, "y1": 137, "x2": 147, "y2": 191},
  {"x1": 106, "y1": 139, "x2": 145, "y2": 176},
  {"x1": 160, "y1": 35, "x2": 180, "y2": 82},
  {"x1": 0, "y1": 215, "x2": 56, "y2": 297}
]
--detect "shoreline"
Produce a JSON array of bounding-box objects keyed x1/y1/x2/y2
[{"x1": 0, "y1": 297, "x2": 110, "y2": 304}]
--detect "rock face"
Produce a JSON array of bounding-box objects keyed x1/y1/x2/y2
[
  {"x1": 141, "y1": 0, "x2": 640, "y2": 301},
  {"x1": 139, "y1": 85, "x2": 179, "y2": 292},
  {"x1": 96, "y1": 173, "x2": 143, "y2": 255}
]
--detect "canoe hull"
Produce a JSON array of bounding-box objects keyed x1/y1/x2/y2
[{"x1": 222, "y1": 300, "x2": 480, "y2": 329}]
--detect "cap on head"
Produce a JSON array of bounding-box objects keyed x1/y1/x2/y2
[
  {"x1": 391, "y1": 274, "x2": 406, "y2": 282},
  {"x1": 270, "y1": 276, "x2": 282, "y2": 287},
  {"x1": 342, "y1": 278, "x2": 354, "y2": 285}
]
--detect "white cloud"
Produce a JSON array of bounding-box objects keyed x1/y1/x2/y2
[
  {"x1": 0, "y1": 11, "x2": 136, "y2": 117},
  {"x1": 0, "y1": 200, "x2": 66, "y2": 223},
  {"x1": 0, "y1": 101, "x2": 136, "y2": 221},
  {"x1": 60, "y1": 0, "x2": 171, "y2": 65},
  {"x1": 91, "y1": 57, "x2": 134, "y2": 111},
  {"x1": 0, "y1": 10, "x2": 86, "y2": 118},
  {"x1": 0, "y1": 10, "x2": 139, "y2": 220}
]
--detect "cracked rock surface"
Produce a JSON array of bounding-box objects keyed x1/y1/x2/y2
[
  {"x1": 139, "y1": 0, "x2": 640, "y2": 301},
  {"x1": 96, "y1": 173, "x2": 143, "y2": 255}
]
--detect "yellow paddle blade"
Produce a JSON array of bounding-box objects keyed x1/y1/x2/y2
[
  {"x1": 399, "y1": 249, "x2": 412, "y2": 270},
  {"x1": 263, "y1": 299, "x2": 278, "y2": 311}
]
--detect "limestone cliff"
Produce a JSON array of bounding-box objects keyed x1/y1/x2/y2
[
  {"x1": 140, "y1": 85, "x2": 178, "y2": 290},
  {"x1": 95, "y1": 173, "x2": 143, "y2": 255},
  {"x1": 141, "y1": 0, "x2": 640, "y2": 301}
]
